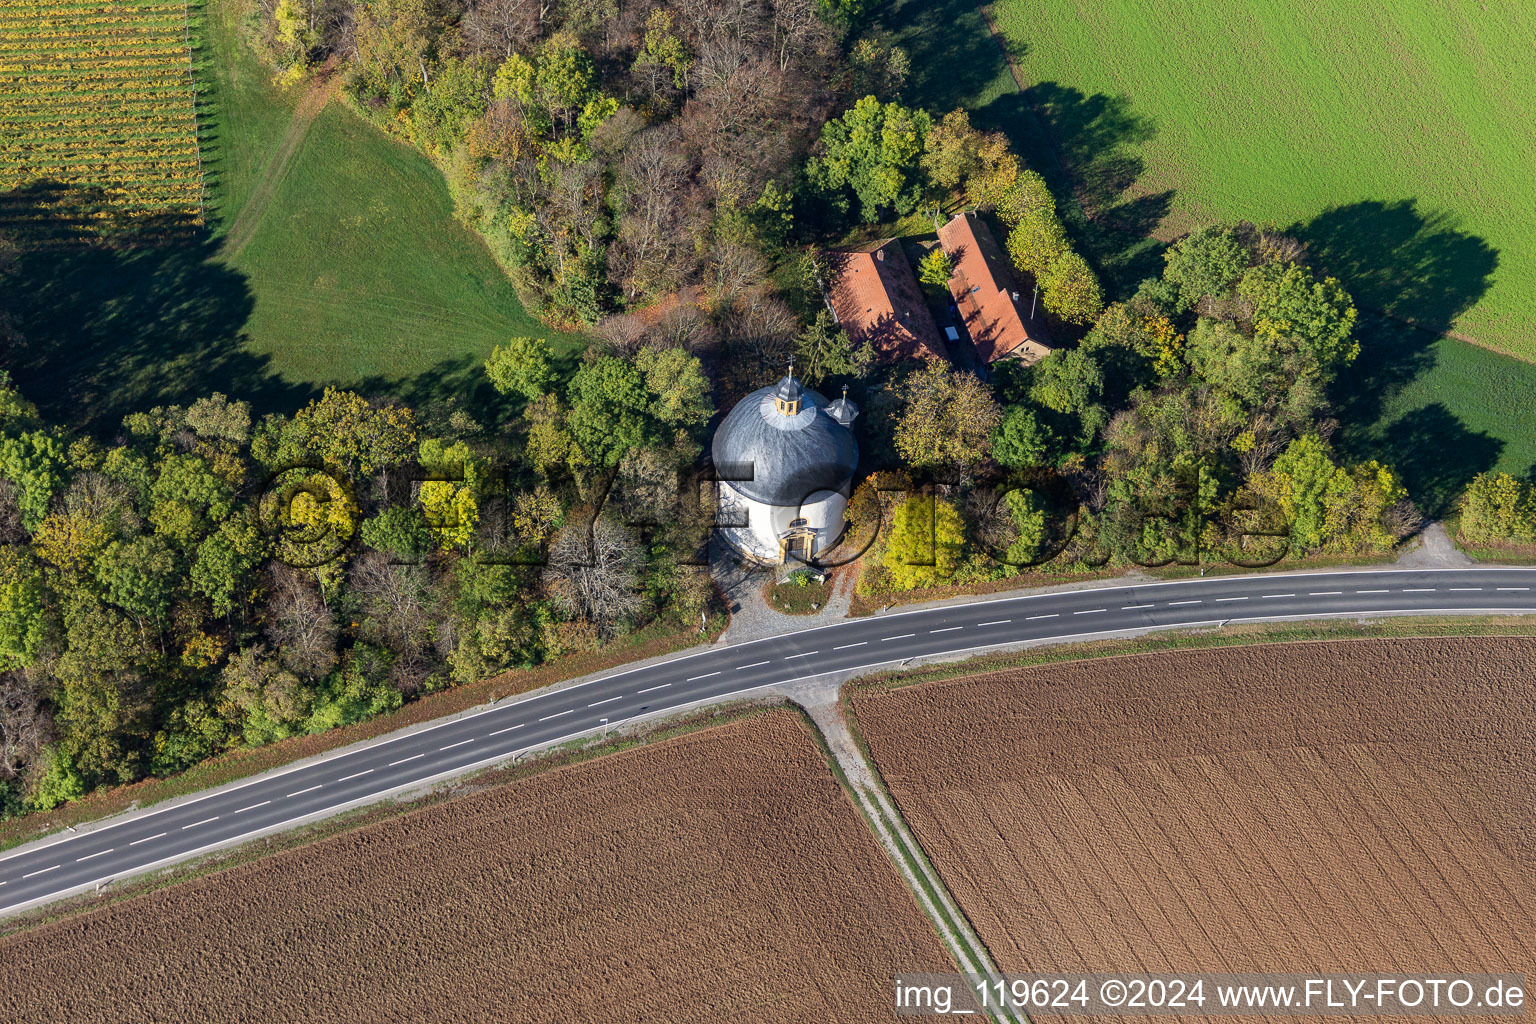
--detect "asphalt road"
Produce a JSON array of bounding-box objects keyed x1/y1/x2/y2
[{"x1": 3, "y1": 566, "x2": 1535, "y2": 916}]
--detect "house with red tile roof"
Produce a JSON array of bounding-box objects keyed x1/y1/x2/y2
[
  {"x1": 937, "y1": 211, "x2": 1053, "y2": 365},
  {"x1": 821, "y1": 239, "x2": 946, "y2": 364}
]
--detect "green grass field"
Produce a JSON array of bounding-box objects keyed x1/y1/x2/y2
[{"x1": 1, "y1": 0, "x2": 577, "y2": 430}]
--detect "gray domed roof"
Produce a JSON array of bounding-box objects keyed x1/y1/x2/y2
[{"x1": 712, "y1": 376, "x2": 858, "y2": 506}]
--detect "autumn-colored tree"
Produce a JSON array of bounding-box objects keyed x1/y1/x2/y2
[
  {"x1": 882, "y1": 494, "x2": 967, "y2": 589},
  {"x1": 894, "y1": 362, "x2": 1002, "y2": 472}
]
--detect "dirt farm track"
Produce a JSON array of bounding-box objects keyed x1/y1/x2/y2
[
  {"x1": 0, "y1": 711, "x2": 945, "y2": 1023},
  {"x1": 853, "y1": 638, "x2": 1536, "y2": 1016}
]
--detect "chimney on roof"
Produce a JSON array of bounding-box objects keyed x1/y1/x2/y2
[
  {"x1": 1012, "y1": 291, "x2": 1020, "y2": 302},
  {"x1": 876, "y1": 249, "x2": 885, "y2": 261}
]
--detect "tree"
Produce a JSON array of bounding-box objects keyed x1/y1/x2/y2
[
  {"x1": 917, "y1": 248, "x2": 953, "y2": 290},
  {"x1": 0, "y1": 430, "x2": 66, "y2": 530},
  {"x1": 0, "y1": 549, "x2": 46, "y2": 671},
  {"x1": 793, "y1": 310, "x2": 873, "y2": 385},
  {"x1": 486, "y1": 336, "x2": 555, "y2": 402},
  {"x1": 417, "y1": 437, "x2": 484, "y2": 550},
  {"x1": 94, "y1": 535, "x2": 177, "y2": 625},
  {"x1": 1005, "y1": 207, "x2": 1069, "y2": 277},
  {"x1": 992, "y1": 406, "x2": 1050, "y2": 469},
  {"x1": 542, "y1": 514, "x2": 642, "y2": 627},
  {"x1": 1163, "y1": 226, "x2": 1249, "y2": 311},
  {"x1": 882, "y1": 494, "x2": 966, "y2": 589},
  {"x1": 1237, "y1": 262, "x2": 1359, "y2": 371},
  {"x1": 806, "y1": 96, "x2": 933, "y2": 223},
  {"x1": 192, "y1": 520, "x2": 266, "y2": 617},
  {"x1": 1038, "y1": 251, "x2": 1104, "y2": 325},
  {"x1": 149, "y1": 453, "x2": 234, "y2": 546},
  {"x1": 1258, "y1": 434, "x2": 1340, "y2": 550},
  {"x1": 1030, "y1": 348, "x2": 1103, "y2": 416},
  {"x1": 1458, "y1": 472, "x2": 1536, "y2": 545},
  {"x1": 894, "y1": 362, "x2": 1002, "y2": 472},
  {"x1": 274, "y1": 388, "x2": 418, "y2": 478},
  {"x1": 633, "y1": 9, "x2": 692, "y2": 95},
  {"x1": 636, "y1": 346, "x2": 713, "y2": 434},
  {"x1": 566, "y1": 356, "x2": 659, "y2": 467}
]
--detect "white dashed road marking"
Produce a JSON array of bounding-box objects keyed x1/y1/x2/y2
[
  {"x1": 1261, "y1": 594, "x2": 1296, "y2": 599},
  {"x1": 1074, "y1": 608, "x2": 1106, "y2": 615},
  {"x1": 1216, "y1": 596, "x2": 1249, "y2": 602},
  {"x1": 930, "y1": 626, "x2": 963, "y2": 633},
  {"x1": 686, "y1": 671, "x2": 720, "y2": 681},
  {"x1": 1449, "y1": 587, "x2": 1482, "y2": 592},
  {"x1": 182, "y1": 817, "x2": 219, "y2": 830},
  {"x1": 235, "y1": 800, "x2": 272, "y2": 813},
  {"x1": 338, "y1": 769, "x2": 373, "y2": 782},
  {"x1": 1026, "y1": 614, "x2": 1058, "y2": 620},
  {"x1": 286, "y1": 786, "x2": 322, "y2": 798},
  {"x1": 783, "y1": 651, "x2": 817, "y2": 660},
  {"x1": 1168, "y1": 599, "x2": 1201, "y2": 606},
  {"x1": 22, "y1": 865, "x2": 59, "y2": 878},
  {"x1": 1122, "y1": 604, "x2": 1154, "y2": 610},
  {"x1": 833, "y1": 642, "x2": 868, "y2": 650},
  {"x1": 737, "y1": 660, "x2": 770, "y2": 669},
  {"x1": 637, "y1": 683, "x2": 671, "y2": 693},
  {"x1": 882, "y1": 634, "x2": 915, "y2": 641},
  {"x1": 588, "y1": 696, "x2": 624, "y2": 707},
  {"x1": 129, "y1": 833, "x2": 167, "y2": 846},
  {"x1": 978, "y1": 619, "x2": 1011, "y2": 626},
  {"x1": 439, "y1": 739, "x2": 474, "y2": 750},
  {"x1": 1309, "y1": 591, "x2": 1343, "y2": 596},
  {"x1": 488, "y1": 724, "x2": 525, "y2": 736},
  {"x1": 538, "y1": 710, "x2": 573, "y2": 721},
  {"x1": 387, "y1": 755, "x2": 424, "y2": 767},
  {"x1": 1498, "y1": 587, "x2": 1530, "y2": 591},
  {"x1": 76, "y1": 849, "x2": 114, "y2": 862},
  {"x1": 1355, "y1": 590, "x2": 1388, "y2": 594}
]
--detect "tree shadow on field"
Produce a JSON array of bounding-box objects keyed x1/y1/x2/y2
[
  {"x1": 991, "y1": 83, "x2": 1173, "y2": 298},
  {"x1": 1356, "y1": 402, "x2": 1502, "y2": 519},
  {"x1": 0, "y1": 183, "x2": 311, "y2": 432},
  {"x1": 1302, "y1": 200, "x2": 1500, "y2": 510}
]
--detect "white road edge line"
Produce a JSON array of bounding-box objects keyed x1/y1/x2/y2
[
  {"x1": 636, "y1": 683, "x2": 670, "y2": 693},
  {"x1": 387, "y1": 755, "x2": 424, "y2": 767},
  {"x1": 181, "y1": 817, "x2": 219, "y2": 830},
  {"x1": 75, "y1": 849, "x2": 113, "y2": 862},
  {"x1": 286, "y1": 786, "x2": 322, "y2": 798},
  {"x1": 129, "y1": 833, "x2": 167, "y2": 847},
  {"x1": 833, "y1": 641, "x2": 867, "y2": 650},
  {"x1": 337, "y1": 770, "x2": 373, "y2": 782}
]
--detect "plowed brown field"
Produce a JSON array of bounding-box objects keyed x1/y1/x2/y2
[
  {"x1": 853, "y1": 638, "x2": 1536, "y2": 1012},
  {"x1": 0, "y1": 711, "x2": 947, "y2": 1023}
]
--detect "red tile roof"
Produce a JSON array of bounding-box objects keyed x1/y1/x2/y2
[
  {"x1": 937, "y1": 211, "x2": 1053, "y2": 364},
  {"x1": 822, "y1": 240, "x2": 946, "y2": 363}
]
